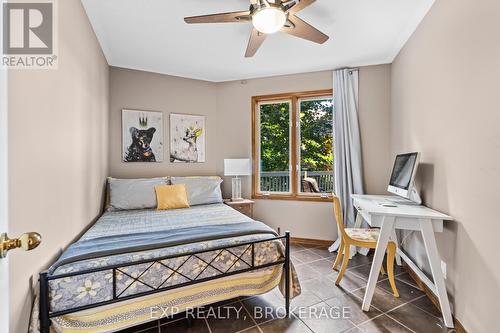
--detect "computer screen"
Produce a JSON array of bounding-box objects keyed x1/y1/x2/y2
[{"x1": 389, "y1": 153, "x2": 418, "y2": 190}]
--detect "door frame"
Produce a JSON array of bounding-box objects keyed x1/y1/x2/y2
[{"x1": 0, "y1": 2, "x2": 10, "y2": 330}]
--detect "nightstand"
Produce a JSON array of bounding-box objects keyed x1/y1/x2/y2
[{"x1": 224, "y1": 199, "x2": 255, "y2": 218}]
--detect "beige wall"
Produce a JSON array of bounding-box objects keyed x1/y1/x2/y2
[
  {"x1": 215, "y1": 66, "x2": 391, "y2": 240},
  {"x1": 391, "y1": 0, "x2": 500, "y2": 331},
  {"x1": 7, "y1": 0, "x2": 109, "y2": 332},
  {"x1": 109, "y1": 67, "x2": 217, "y2": 178},
  {"x1": 359, "y1": 65, "x2": 392, "y2": 194},
  {"x1": 107, "y1": 66, "x2": 391, "y2": 241}
]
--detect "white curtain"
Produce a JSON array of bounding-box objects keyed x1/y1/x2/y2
[{"x1": 329, "y1": 69, "x2": 364, "y2": 250}]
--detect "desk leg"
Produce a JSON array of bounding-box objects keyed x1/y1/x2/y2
[
  {"x1": 420, "y1": 219, "x2": 454, "y2": 328},
  {"x1": 390, "y1": 229, "x2": 402, "y2": 266},
  {"x1": 354, "y1": 212, "x2": 363, "y2": 228},
  {"x1": 362, "y1": 216, "x2": 395, "y2": 311},
  {"x1": 353, "y1": 211, "x2": 370, "y2": 257}
]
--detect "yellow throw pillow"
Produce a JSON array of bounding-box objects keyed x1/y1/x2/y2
[{"x1": 155, "y1": 184, "x2": 190, "y2": 210}]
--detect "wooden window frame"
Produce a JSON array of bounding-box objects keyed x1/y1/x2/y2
[{"x1": 251, "y1": 89, "x2": 334, "y2": 202}]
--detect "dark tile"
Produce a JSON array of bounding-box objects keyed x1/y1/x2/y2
[
  {"x1": 158, "y1": 310, "x2": 186, "y2": 326},
  {"x1": 260, "y1": 315, "x2": 313, "y2": 333},
  {"x1": 134, "y1": 328, "x2": 159, "y2": 333},
  {"x1": 308, "y1": 247, "x2": 335, "y2": 259},
  {"x1": 330, "y1": 253, "x2": 375, "y2": 274},
  {"x1": 291, "y1": 256, "x2": 304, "y2": 265},
  {"x1": 205, "y1": 302, "x2": 255, "y2": 333},
  {"x1": 392, "y1": 263, "x2": 406, "y2": 276},
  {"x1": 295, "y1": 263, "x2": 321, "y2": 282},
  {"x1": 387, "y1": 303, "x2": 449, "y2": 333},
  {"x1": 291, "y1": 250, "x2": 323, "y2": 263},
  {"x1": 160, "y1": 318, "x2": 209, "y2": 333},
  {"x1": 291, "y1": 244, "x2": 306, "y2": 253},
  {"x1": 301, "y1": 277, "x2": 347, "y2": 301},
  {"x1": 351, "y1": 287, "x2": 406, "y2": 313},
  {"x1": 242, "y1": 291, "x2": 286, "y2": 324},
  {"x1": 118, "y1": 320, "x2": 159, "y2": 333},
  {"x1": 377, "y1": 278, "x2": 424, "y2": 302},
  {"x1": 344, "y1": 328, "x2": 364, "y2": 333},
  {"x1": 238, "y1": 326, "x2": 262, "y2": 333},
  {"x1": 347, "y1": 264, "x2": 388, "y2": 282},
  {"x1": 324, "y1": 292, "x2": 381, "y2": 325},
  {"x1": 291, "y1": 288, "x2": 322, "y2": 308},
  {"x1": 305, "y1": 258, "x2": 336, "y2": 276},
  {"x1": 345, "y1": 253, "x2": 373, "y2": 268},
  {"x1": 327, "y1": 271, "x2": 368, "y2": 292},
  {"x1": 357, "y1": 315, "x2": 413, "y2": 333},
  {"x1": 410, "y1": 295, "x2": 443, "y2": 318},
  {"x1": 395, "y1": 272, "x2": 420, "y2": 289},
  {"x1": 298, "y1": 302, "x2": 355, "y2": 333}
]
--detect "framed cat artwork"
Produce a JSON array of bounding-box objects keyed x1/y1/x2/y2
[
  {"x1": 170, "y1": 113, "x2": 206, "y2": 163},
  {"x1": 122, "y1": 109, "x2": 164, "y2": 162}
]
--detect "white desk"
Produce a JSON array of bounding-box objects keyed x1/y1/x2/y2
[{"x1": 351, "y1": 194, "x2": 454, "y2": 328}]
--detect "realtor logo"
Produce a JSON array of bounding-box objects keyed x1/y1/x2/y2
[{"x1": 2, "y1": 0, "x2": 57, "y2": 69}]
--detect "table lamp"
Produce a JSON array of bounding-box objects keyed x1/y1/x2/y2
[{"x1": 224, "y1": 159, "x2": 251, "y2": 201}]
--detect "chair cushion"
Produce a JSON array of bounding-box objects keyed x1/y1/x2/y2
[{"x1": 345, "y1": 228, "x2": 380, "y2": 242}]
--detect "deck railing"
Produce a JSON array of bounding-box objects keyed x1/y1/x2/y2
[{"x1": 260, "y1": 171, "x2": 334, "y2": 193}]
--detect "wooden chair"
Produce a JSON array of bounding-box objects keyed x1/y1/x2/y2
[
  {"x1": 302, "y1": 177, "x2": 320, "y2": 193},
  {"x1": 331, "y1": 195, "x2": 399, "y2": 297}
]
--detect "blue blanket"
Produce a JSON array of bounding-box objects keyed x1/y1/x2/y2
[{"x1": 50, "y1": 221, "x2": 277, "y2": 274}]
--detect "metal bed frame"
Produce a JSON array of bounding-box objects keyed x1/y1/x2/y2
[{"x1": 39, "y1": 231, "x2": 291, "y2": 333}]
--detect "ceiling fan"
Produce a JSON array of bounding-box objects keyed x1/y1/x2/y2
[{"x1": 184, "y1": 0, "x2": 329, "y2": 57}]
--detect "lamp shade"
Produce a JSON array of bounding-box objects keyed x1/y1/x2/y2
[{"x1": 224, "y1": 159, "x2": 251, "y2": 176}]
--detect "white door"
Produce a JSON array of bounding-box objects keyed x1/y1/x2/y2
[{"x1": 0, "y1": 2, "x2": 9, "y2": 330}]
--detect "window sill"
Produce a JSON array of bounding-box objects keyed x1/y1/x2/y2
[{"x1": 252, "y1": 193, "x2": 332, "y2": 203}]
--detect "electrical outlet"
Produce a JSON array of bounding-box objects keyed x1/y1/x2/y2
[{"x1": 441, "y1": 260, "x2": 447, "y2": 279}]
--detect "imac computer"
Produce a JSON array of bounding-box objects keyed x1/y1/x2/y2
[{"x1": 387, "y1": 152, "x2": 422, "y2": 205}]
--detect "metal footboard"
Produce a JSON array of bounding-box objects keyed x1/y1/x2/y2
[{"x1": 39, "y1": 231, "x2": 291, "y2": 333}]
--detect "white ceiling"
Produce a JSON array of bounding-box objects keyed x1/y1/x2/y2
[{"x1": 81, "y1": 0, "x2": 434, "y2": 82}]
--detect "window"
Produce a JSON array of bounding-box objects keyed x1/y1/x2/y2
[{"x1": 252, "y1": 90, "x2": 334, "y2": 201}]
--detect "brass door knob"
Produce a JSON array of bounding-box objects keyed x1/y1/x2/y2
[{"x1": 0, "y1": 232, "x2": 42, "y2": 258}]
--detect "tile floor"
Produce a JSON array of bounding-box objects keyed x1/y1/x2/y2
[{"x1": 120, "y1": 244, "x2": 455, "y2": 333}]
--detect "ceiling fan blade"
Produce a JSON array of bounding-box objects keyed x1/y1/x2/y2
[
  {"x1": 282, "y1": 15, "x2": 329, "y2": 44},
  {"x1": 245, "y1": 29, "x2": 267, "y2": 57},
  {"x1": 289, "y1": 0, "x2": 316, "y2": 14},
  {"x1": 184, "y1": 11, "x2": 251, "y2": 24}
]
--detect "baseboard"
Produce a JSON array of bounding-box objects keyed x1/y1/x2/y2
[
  {"x1": 290, "y1": 237, "x2": 332, "y2": 247},
  {"x1": 403, "y1": 265, "x2": 467, "y2": 333}
]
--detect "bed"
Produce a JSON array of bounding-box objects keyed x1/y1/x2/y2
[{"x1": 37, "y1": 203, "x2": 301, "y2": 333}]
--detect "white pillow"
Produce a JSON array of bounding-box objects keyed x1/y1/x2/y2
[
  {"x1": 108, "y1": 177, "x2": 168, "y2": 210},
  {"x1": 170, "y1": 176, "x2": 223, "y2": 206}
]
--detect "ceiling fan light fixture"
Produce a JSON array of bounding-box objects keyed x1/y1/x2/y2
[{"x1": 252, "y1": 7, "x2": 287, "y2": 34}]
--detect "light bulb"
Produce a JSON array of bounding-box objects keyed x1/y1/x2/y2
[{"x1": 252, "y1": 7, "x2": 287, "y2": 34}]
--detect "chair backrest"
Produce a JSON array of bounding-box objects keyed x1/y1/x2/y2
[
  {"x1": 302, "y1": 177, "x2": 320, "y2": 193},
  {"x1": 332, "y1": 194, "x2": 347, "y2": 238}
]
